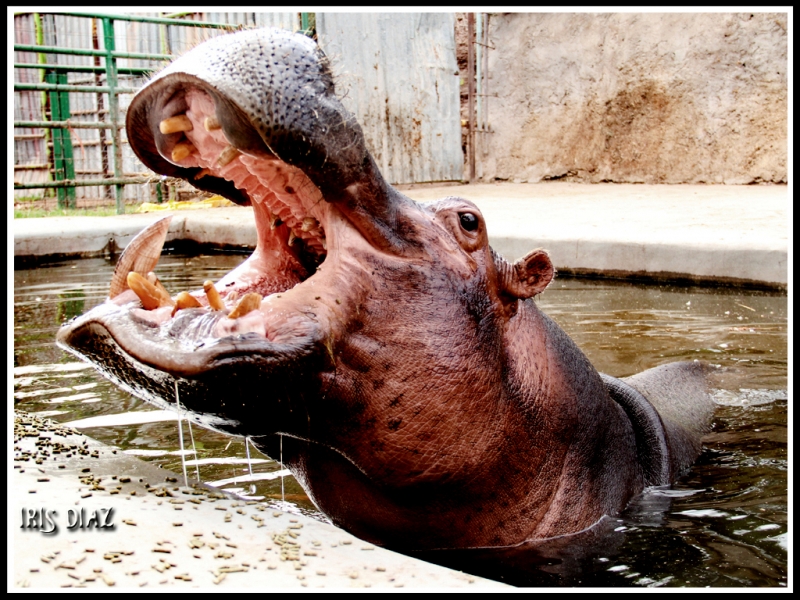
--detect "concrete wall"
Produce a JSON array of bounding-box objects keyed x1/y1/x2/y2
[{"x1": 481, "y1": 13, "x2": 788, "y2": 184}]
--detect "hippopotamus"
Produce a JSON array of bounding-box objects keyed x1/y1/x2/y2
[{"x1": 56, "y1": 27, "x2": 714, "y2": 552}]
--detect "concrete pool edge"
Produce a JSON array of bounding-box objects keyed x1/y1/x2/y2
[
  {"x1": 12, "y1": 410, "x2": 508, "y2": 590},
  {"x1": 12, "y1": 183, "x2": 789, "y2": 290}
]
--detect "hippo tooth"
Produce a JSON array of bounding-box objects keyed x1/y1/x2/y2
[
  {"x1": 146, "y1": 272, "x2": 176, "y2": 307},
  {"x1": 194, "y1": 168, "x2": 212, "y2": 180},
  {"x1": 203, "y1": 281, "x2": 226, "y2": 311},
  {"x1": 127, "y1": 272, "x2": 167, "y2": 310},
  {"x1": 217, "y1": 146, "x2": 241, "y2": 167},
  {"x1": 270, "y1": 213, "x2": 283, "y2": 230},
  {"x1": 321, "y1": 237, "x2": 327, "y2": 250},
  {"x1": 227, "y1": 292, "x2": 263, "y2": 319},
  {"x1": 288, "y1": 230, "x2": 298, "y2": 246},
  {"x1": 171, "y1": 141, "x2": 195, "y2": 162},
  {"x1": 109, "y1": 216, "x2": 172, "y2": 299},
  {"x1": 203, "y1": 116, "x2": 221, "y2": 131},
  {"x1": 159, "y1": 115, "x2": 194, "y2": 134},
  {"x1": 171, "y1": 291, "x2": 203, "y2": 317},
  {"x1": 301, "y1": 217, "x2": 319, "y2": 232},
  {"x1": 226, "y1": 290, "x2": 239, "y2": 306}
]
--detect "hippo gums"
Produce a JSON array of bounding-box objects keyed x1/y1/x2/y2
[{"x1": 57, "y1": 28, "x2": 714, "y2": 551}]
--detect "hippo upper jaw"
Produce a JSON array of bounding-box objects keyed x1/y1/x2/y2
[{"x1": 125, "y1": 27, "x2": 414, "y2": 255}]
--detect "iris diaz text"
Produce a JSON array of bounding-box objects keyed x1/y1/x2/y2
[{"x1": 20, "y1": 507, "x2": 115, "y2": 535}]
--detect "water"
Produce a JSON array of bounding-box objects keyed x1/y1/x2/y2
[{"x1": 13, "y1": 254, "x2": 788, "y2": 587}]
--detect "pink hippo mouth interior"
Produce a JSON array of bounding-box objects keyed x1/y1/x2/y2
[
  {"x1": 57, "y1": 85, "x2": 341, "y2": 380},
  {"x1": 126, "y1": 86, "x2": 330, "y2": 334}
]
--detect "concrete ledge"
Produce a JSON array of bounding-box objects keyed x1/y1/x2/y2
[
  {"x1": 12, "y1": 410, "x2": 505, "y2": 589},
  {"x1": 13, "y1": 183, "x2": 788, "y2": 289},
  {"x1": 490, "y1": 236, "x2": 787, "y2": 289}
]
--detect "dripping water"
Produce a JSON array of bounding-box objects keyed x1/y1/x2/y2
[
  {"x1": 245, "y1": 436, "x2": 256, "y2": 495},
  {"x1": 280, "y1": 434, "x2": 285, "y2": 503},
  {"x1": 187, "y1": 419, "x2": 201, "y2": 481},
  {"x1": 174, "y1": 379, "x2": 200, "y2": 487}
]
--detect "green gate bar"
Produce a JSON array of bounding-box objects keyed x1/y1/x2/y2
[
  {"x1": 46, "y1": 68, "x2": 76, "y2": 207},
  {"x1": 101, "y1": 17, "x2": 123, "y2": 213}
]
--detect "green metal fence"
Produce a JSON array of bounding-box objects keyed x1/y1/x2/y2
[{"x1": 12, "y1": 12, "x2": 241, "y2": 214}]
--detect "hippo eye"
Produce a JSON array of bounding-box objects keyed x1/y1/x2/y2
[{"x1": 459, "y1": 212, "x2": 479, "y2": 232}]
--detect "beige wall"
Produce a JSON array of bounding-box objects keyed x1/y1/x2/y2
[{"x1": 481, "y1": 13, "x2": 787, "y2": 184}]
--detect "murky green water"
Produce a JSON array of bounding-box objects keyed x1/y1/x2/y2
[{"x1": 13, "y1": 254, "x2": 787, "y2": 587}]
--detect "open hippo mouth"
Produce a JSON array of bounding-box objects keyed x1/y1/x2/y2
[{"x1": 57, "y1": 28, "x2": 413, "y2": 434}]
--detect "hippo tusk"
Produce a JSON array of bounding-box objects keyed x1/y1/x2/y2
[
  {"x1": 203, "y1": 281, "x2": 226, "y2": 311},
  {"x1": 127, "y1": 272, "x2": 170, "y2": 310},
  {"x1": 227, "y1": 293, "x2": 263, "y2": 319},
  {"x1": 145, "y1": 272, "x2": 175, "y2": 307},
  {"x1": 109, "y1": 216, "x2": 173, "y2": 299},
  {"x1": 171, "y1": 141, "x2": 196, "y2": 162},
  {"x1": 204, "y1": 116, "x2": 221, "y2": 131},
  {"x1": 159, "y1": 115, "x2": 193, "y2": 134},
  {"x1": 171, "y1": 292, "x2": 203, "y2": 317},
  {"x1": 217, "y1": 146, "x2": 241, "y2": 167}
]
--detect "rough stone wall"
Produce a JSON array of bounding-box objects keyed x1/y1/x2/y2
[{"x1": 481, "y1": 13, "x2": 787, "y2": 184}]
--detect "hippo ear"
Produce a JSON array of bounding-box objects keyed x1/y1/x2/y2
[{"x1": 504, "y1": 249, "x2": 555, "y2": 299}]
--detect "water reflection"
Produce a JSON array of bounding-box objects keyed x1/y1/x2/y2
[{"x1": 13, "y1": 254, "x2": 787, "y2": 587}]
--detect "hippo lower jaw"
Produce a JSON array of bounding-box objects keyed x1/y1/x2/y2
[{"x1": 56, "y1": 158, "x2": 359, "y2": 435}]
